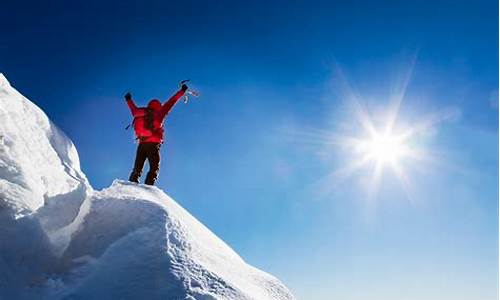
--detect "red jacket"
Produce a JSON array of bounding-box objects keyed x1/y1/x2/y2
[{"x1": 126, "y1": 89, "x2": 185, "y2": 144}]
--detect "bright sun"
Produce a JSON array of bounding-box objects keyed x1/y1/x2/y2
[
  {"x1": 361, "y1": 132, "x2": 408, "y2": 165},
  {"x1": 294, "y1": 60, "x2": 454, "y2": 202},
  {"x1": 337, "y1": 117, "x2": 418, "y2": 200}
]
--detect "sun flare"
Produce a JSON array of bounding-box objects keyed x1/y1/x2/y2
[
  {"x1": 332, "y1": 116, "x2": 419, "y2": 201},
  {"x1": 359, "y1": 131, "x2": 409, "y2": 165},
  {"x1": 291, "y1": 60, "x2": 457, "y2": 202}
]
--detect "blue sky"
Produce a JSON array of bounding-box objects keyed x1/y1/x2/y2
[{"x1": 0, "y1": 0, "x2": 498, "y2": 299}]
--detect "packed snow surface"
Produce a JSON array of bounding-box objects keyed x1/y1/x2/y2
[{"x1": 0, "y1": 74, "x2": 294, "y2": 300}]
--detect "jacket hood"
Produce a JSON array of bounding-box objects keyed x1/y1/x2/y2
[{"x1": 147, "y1": 99, "x2": 161, "y2": 110}]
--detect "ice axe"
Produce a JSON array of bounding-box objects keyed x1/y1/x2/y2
[{"x1": 180, "y1": 79, "x2": 200, "y2": 104}]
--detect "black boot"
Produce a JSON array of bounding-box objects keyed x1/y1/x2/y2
[
  {"x1": 129, "y1": 171, "x2": 141, "y2": 183},
  {"x1": 144, "y1": 170, "x2": 158, "y2": 185}
]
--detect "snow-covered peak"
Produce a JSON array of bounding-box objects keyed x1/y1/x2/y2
[
  {"x1": 0, "y1": 73, "x2": 10, "y2": 87},
  {"x1": 56, "y1": 180, "x2": 294, "y2": 300},
  {"x1": 0, "y1": 74, "x2": 295, "y2": 300},
  {"x1": 0, "y1": 74, "x2": 89, "y2": 217}
]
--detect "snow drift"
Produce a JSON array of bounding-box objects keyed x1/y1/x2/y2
[{"x1": 0, "y1": 74, "x2": 294, "y2": 300}]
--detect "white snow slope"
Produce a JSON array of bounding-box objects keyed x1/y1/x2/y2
[{"x1": 0, "y1": 74, "x2": 295, "y2": 300}]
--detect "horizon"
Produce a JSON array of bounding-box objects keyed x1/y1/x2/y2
[{"x1": 1, "y1": 0, "x2": 498, "y2": 299}]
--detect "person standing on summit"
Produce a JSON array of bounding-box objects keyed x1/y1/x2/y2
[{"x1": 125, "y1": 83, "x2": 188, "y2": 185}]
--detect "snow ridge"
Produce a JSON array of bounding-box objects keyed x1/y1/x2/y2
[
  {"x1": 0, "y1": 74, "x2": 89, "y2": 218},
  {"x1": 0, "y1": 74, "x2": 295, "y2": 300}
]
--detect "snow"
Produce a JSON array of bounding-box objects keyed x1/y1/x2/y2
[
  {"x1": 0, "y1": 74, "x2": 295, "y2": 300},
  {"x1": 0, "y1": 73, "x2": 89, "y2": 218}
]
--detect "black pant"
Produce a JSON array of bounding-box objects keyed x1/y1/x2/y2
[{"x1": 129, "y1": 142, "x2": 161, "y2": 185}]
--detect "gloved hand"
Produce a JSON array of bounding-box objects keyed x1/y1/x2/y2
[
  {"x1": 125, "y1": 92, "x2": 132, "y2": 100},
  {"x1": 181, "y1": 84, "x2": 188, "y2": 92}
]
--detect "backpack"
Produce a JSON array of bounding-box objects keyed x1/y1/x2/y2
[
  {"x1": 143, "y1": 107, "x2": 154, "y2": 131},
  {"x1": 126, "y1": 107, "x2": 160, "y2": 140}
]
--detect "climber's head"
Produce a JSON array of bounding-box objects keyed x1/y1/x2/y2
[{"x1": 147, "y1": 99, "x2": 161, "y2": 110}]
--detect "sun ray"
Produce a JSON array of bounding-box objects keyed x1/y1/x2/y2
[
  {"x1": 390, "y1": 160, "x2": 416, "y2": 204},
  {"x1": 385, "y1": 51, "x2": 418, "y2": 136},
  {"x1": 308, "y1": 154, "x2": 374, "y2": 199},
  {"x1": 368, "y1": 160, "x2": 384, "y2": 200},
  {"x1": 295, "y1": 58, "x2": 450, "y2": 206},
  {"x1": 332, "y1": 63, "x2": 379, "y2": 138}
]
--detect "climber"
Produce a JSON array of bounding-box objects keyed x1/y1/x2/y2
[{"x1": 125, "y1": 83, "x2": 188, "y2": 185}]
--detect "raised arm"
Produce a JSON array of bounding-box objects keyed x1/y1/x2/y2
[
  {"x1": 161, "y1": 84, "x2": 188, "y2": 117},
  {"x1": 125, "y1": 92, "x2": 139, "y2": 116}
]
